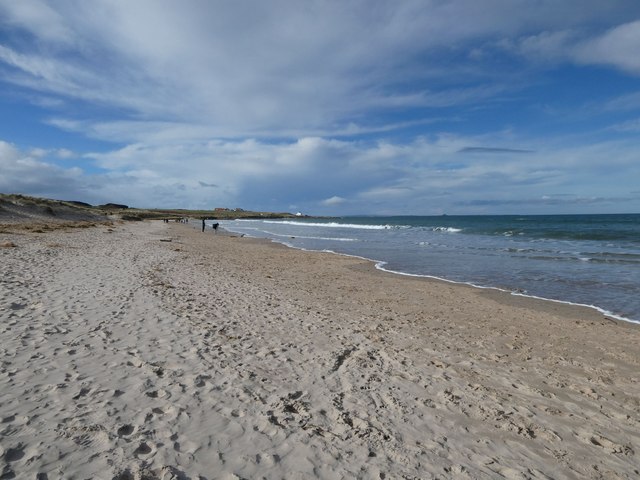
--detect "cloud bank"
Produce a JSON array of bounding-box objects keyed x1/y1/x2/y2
[{"x1": 1, "y1": 1, "x2": 640, "y2": 213}]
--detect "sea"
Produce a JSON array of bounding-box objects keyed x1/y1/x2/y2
[{"x1": 212, "y1": 214, "x2": 640, "y2": 324}]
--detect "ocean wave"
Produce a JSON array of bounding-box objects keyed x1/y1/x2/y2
[
  {"x1": 262, "y1": 220, "x2": 404, "y2": 230},
  {"x1": 581, "y1": 257, "x2": 640, "y2": 265},
  {"x1": 229, "y1": 226, "x2": 359, "y2": 242},
  {"x1": 270, "y1": 232, "x2": 358, "y2": 242},
  {"x1": 431, "y1": 226, "x2": 462, "y2": 233},
  {"x1": 521, "y1": 254, "x2": 640, "y2": 265},
  {"x1": 503, "y1": 247, "x2": 538, "y2": 253},
  {"x1": 584, "y1": 251, "x2": 640, "y2": 261}
]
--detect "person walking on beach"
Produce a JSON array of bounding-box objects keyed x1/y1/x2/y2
[{"x1": 202, "y1": 218, "x2": 205, "y2": 232}]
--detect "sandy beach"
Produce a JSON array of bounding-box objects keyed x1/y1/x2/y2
[{"x1": 1, "y1": 220, "x2": 639, "y2": 479}]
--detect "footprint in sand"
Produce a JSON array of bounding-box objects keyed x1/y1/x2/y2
[
  {"x1": 134, "y1": 441, "x2": 155, "y2": 459},
  {"x1": 117, "y1": 424, "x2": 135, "y2": 437},
  {"x1": 255, "y1": 453, "x2": 281, "y2": 467},
  {"x1": 112, "y1": 469, "x2": 135, "y2": 480},
  {"x1": 588, "y1": 434, "x2": 634, "y2": 455},
  {"x1": 1, "y1": 414, "x2": 16, "y2": 424},
  {"x1": 145, "y1": 388, "x2": 168, "y2": 399},
  {"x1": 3, "y1": 443, "x2": 25, "y2": 462},
  {"x1": 72, "y1": 387, "x2": 91, "y2": 400}
]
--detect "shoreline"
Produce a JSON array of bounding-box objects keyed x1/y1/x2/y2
[
  {"x1": 219, "y1": 223, "x2": 639, "y2": 326},
  {"x1": 1, "y1": 220, "x2": 639, "y2": 478},
  {"x1": 374, "y1": 263, "x2": 638, "y2": 326},
  {"x1": 236, "y1": 229, "x2": 627, "y2": 326}
]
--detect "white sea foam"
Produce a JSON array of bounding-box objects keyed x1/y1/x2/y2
[
  {"x1": 221, "y1": 223, "x2": 358, "y2": 242},
  {"x1": 262, "y1": 220, "x2": 403, "y2": 230},
  {"x1": 373, "y1": 263, "x2": 639, "y2": 325},
  {"x1": 431, "y1": 226, "x2": 462, "y2": 233},
  {"x1": 260, "y1": 231, "x2": 358, "y2": 242}
]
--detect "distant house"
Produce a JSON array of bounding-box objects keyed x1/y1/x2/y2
[{"x1": 214, "y1": 207, "x2": 230, "y2": 212}]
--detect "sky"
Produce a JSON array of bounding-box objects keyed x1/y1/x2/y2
[{"x1": 1, "y1": 1, "x2": 640, "y2": 215}]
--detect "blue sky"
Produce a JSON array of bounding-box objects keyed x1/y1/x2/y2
[{"x1": 1, "y1": 0, "x2": 640, "y2": 215}]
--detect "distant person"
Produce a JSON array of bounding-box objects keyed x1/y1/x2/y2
[
  {"x1": 202, "y1": 219, "x2": 205, "y2": 232},
  {"x1": 213, "y1": 222, "x2": 219, "y2": 233}
]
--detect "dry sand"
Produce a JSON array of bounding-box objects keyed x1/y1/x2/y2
[{"x1": 1, "y1": 220, "x2": 638, "y2": 479}]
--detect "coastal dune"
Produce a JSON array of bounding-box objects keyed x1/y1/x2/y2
[{"x1": 1, "y1": 220, "x2": 639, "y2": 479}]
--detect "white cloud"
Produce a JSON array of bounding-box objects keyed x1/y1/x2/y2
[
  {"x1": 576, "y1": 20, "x2": 640, "y2": 74},
  {"x1": 610, "y1": 118, "x2": 640, "y2": 132},
  {"x1": 55, "y1": 148, "x2": 75, "y2": 159},
  {"x1": 495, "y1": 19, "x2": 640, "y2": 77},
  {"x1": 2, "y1": 1, "x2": 639, "y2": 140},
  {"x1": 0, "y1": 0, "x2": 73, "y2": 44},
  {"x1": 601, "y1": 91, "x2": 640, "y2": 113},
  {"x1": 0, "y1": 140, "x2": 86, "y2": 200},
  {"x1": 2, "y1": 131, "x2": 640, "y2": 214},
  {"x1": 321, "y1": 196, "x2": 346, "y2": 206},
  {"x1": 0, "y1": 140, "x2": 20, "y2": 160},
  {"x1": 501, "y1": 30, "x2": 576, "y2": 63}
]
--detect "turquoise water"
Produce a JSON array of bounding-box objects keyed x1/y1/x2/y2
[{"x1": 216, "y1": 214, "x2": 640, "y2": 323}]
